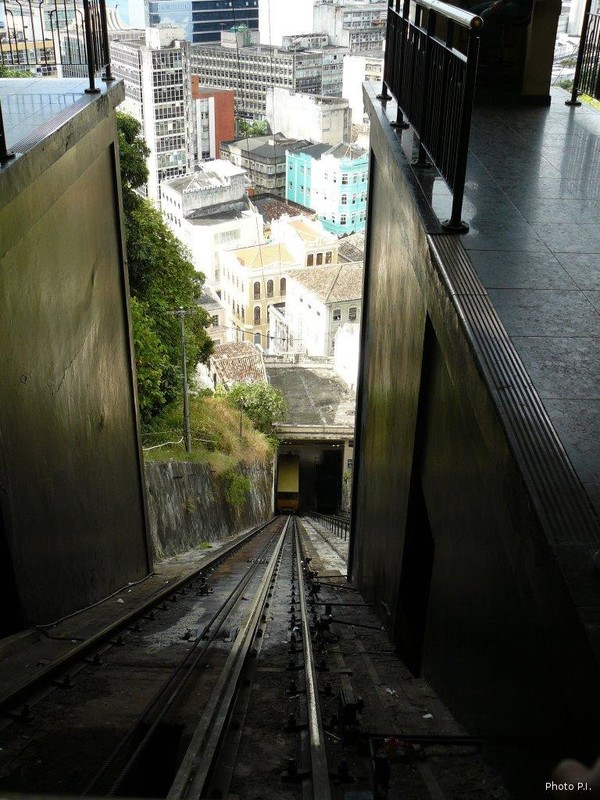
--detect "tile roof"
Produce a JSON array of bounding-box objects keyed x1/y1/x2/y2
[
  {"x1": 289, "y1": 261, "x2": 363, "y2": 303},
  {"x1": 250, "y1": 194, "x2": 315, "y2": 222},
  {"x1": 337, "y1": 232, "x2": 366, "y2": 263},
  {"x1": 210, "y1": 342, "x2": 267, "y2": 386}
]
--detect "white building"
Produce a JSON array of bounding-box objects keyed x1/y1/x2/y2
[
  {"x1": 284, "y1": 260, "x2": 363, "y2": 355},
  {"x1": 313, "y1": 0, "x2": 386, "y2": 53},
  {"x1": 110, "y1": 26, "x2": 196, "y2": 203},
  {"x1": 265, "y1": 87, "x2": 351, "y2": 146},
  {"x1": 161, "y1": 161, "x2": 265, "y2": 285},
  {"x1": 342, "y1": 50, "x2": 383, "y2": 125}
]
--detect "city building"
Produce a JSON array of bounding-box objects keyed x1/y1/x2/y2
[
  {"x1": 190, "y1": 30, "x2": 346, "y2": 120},
  {"x1": 220, "y1": 132, "x2": 313, "y2": 195},
  {"x1": 284, "y1": 261, "x2": 362, "y2": 355},
  {"x1": 342, "y1": 50, "x2": 383, "y2": 124},
  {"x1": 313, "y1": 0, "x2": 386, "y2": 53},
  {"x1": 286, "y1": 142, "x2": 369, "y2": 235},
  {"x1": 198, "y1": 287, "x2": 232, "y2": 346},
  {"x1": 265, "y1": 87, "x2": 351, "y2": 146},
  {"x1": 161, "y1": 160, "x2": 264, "y2": 284},
  {"x1": 110, "y1": 25, "x2": 196, "y2": 202},
  {"x1": 146, "y1": 0, "x2": 258, "y2": 44},
  {"x1": 218, "y1": 241, "x2": 299, "y2": 346},
  {"x1": 191, "y1": 77, "x2": 235, "y2": 159}
]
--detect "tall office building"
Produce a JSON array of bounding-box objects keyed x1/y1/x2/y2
[
  {"x1": 146, "y1": 0, "x2": 258, "y2": 44},
  {"x1": 111, "y1": 26, "x2": 196, "y2": 203}
]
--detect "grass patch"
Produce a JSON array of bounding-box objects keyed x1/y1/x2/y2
[{"x1": 142, "y1": 394, "x2": 274, "y2": 469}]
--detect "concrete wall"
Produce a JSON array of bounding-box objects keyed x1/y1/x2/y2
[
  {"x1": 351, "y1": 88, "x2": 600, "y2": 786},
  {"x1": 145, "y1": 461, "x2": 273, "y2": 559},
  {"x1": 0, "y1": 85, "x2": 151, "y2": 631}
]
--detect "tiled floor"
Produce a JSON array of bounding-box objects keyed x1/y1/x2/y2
[
  {"x1": 0, "y1": 77, "x2": 108, "y2": 154},
  {"x1": 406, "y1": 86, "x2": 600, "y2": 517}
]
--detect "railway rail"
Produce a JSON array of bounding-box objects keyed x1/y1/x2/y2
[{"x1": 0, "y1": 515, "x2": 512, "y2": 800}]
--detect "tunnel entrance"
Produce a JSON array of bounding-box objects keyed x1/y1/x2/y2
[{"x1": 276, "y1": 441, "x2": 347, "y2": 516}]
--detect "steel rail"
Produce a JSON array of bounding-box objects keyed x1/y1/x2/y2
[
  {"x1": 85, "y1": 519, "x2": 286, "y2": 796},
  {"x1": 294, "y1": 518, "x2": 333, "y2": 800},
  {"x1": 0, "y1": 519, "x2": 275, "y2": 720},
  {"x1": 167, "y1": 517, "x2": 291, "y2": 800}
]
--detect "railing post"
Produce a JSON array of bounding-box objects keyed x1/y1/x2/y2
[
  {"x1": 442, "y1": 22, "x2": 480, "y2": 233},
  {"x1": 414, "y1": 6, "x2": 436, "y2": 168},
  {"x1": 98, "y1": 0, "x2": 114, "y2": 81},
  {"x1": 82, "y1": 0, "x2": 100, "y2": 93},
  {"x1": 0, "y1": 101, "x2": 16, "y2": 165},
  {"x1": 566, "y1": 0, "x2": 593, "y2": 106}
]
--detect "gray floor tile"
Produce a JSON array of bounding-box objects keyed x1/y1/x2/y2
[
  {"x1": 469, "y1": 251, "x2": 578, "y2": 289},
  {"x1": 488, "y1": 289, "x2": 600, "y2": 336},
  {"x1": 554, "y1": 254, "x2": 600, "y2": 291},
  {"x1": 532, "y1": 223, "x2": 600, "y2": 253},
  {"x1": 514, "y1": 197, "x2": 600, "y2": 224},
  {"x1": 511, "y1": 336, "x2": 600, "y2": 399},
  {"x1": 542, "y1": 399, "x2": 600, "y2": 484},
  {"x1": 585, "y1": 291, "x2": 600, "y2": 312}
]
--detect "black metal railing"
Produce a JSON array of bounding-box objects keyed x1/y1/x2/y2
[
  {"x1": 0, "y1": 0, "x2": 112, "y2": 89},
  {"x1": 308, "y1": 511, "x2": 350, "y2": 542},
  {"x1": 0, "y1": 0, "x2": 112, "y2": 163},
  {"x1": 380, "y1": 0, "x2": 482, "y2": 232},
  {"x1": 566, "y1": 0, "x2": 600, "y2": 105}
]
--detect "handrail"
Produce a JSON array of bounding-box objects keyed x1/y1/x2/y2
[
  {"x1": 0, "y1": 0, "x2": 112, "y2": 93},
  {"x1": 566, "y1": 0, "x2": 600, "y2": 105},
  {"x1": 379, "y1": 0, "x2": 481, "y2": 232}
]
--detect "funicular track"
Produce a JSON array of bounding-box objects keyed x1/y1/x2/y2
[{"x1": 0, "y1": 515, "x2": 511, "y2": 800}]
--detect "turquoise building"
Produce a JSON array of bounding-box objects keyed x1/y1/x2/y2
[{"x1": 286, "y1": 143, "x2": 369, "y2": 236}]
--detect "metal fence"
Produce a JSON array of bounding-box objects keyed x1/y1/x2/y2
[
  {"x1": 308, "y1": 511, "x2": 350, "y2": 542},
  {"x1": 566, "y1": 0, "x2": 600, "y2": 105},
  {"x1": 1, "y1": 0, "x2": 112, "y2": 88},
  {"x1": 0, "y1": 0, "x2": 112, "y2": 163},
  {"x1": 380, "y1": 0, "x2": 482, "y2": 232}
]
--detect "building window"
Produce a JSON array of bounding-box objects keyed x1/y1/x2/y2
[
  {"x1": 254, "y1": 305, "x2": 261, "y2": 325},
  {"x1": 307, "y1": 254, "x2": 314, "y2": 266},
  {"x1": 316, "y1": 253, "x2": 323, "y2": 265},
  {"x1": 341, "y1": 195, "x2": 348, "y2": 205},
  {"x1": 267, "y1": 279, "x2": 273, "y2": 297},
  {"x1": 254, "y1": 281, "x2": 261, "y2": 299},
  {"x1": 333, "y1": 308, "x2": 341, "y2": 321},
  {"x1": 254, "y1": 332, "x2": 261, "y2": 344},
  {"x1": 211, "y1": 315, "x2": 219, "y2": 326},
  {"x1": 341, "y1": 215, "x2": 347, "y2": 225},
  {"x1": 325, "y1": 251, "x2": 332, "y2": 264},
  {"x1": 280, "y1": 277, "x2": 286, "y2": 296},
  {"x1": 341, "y1": 174, "x2": 349, "y2": 184},
  {"x1": 349, "y1": 306, "x2": 357, "y2": 321}
]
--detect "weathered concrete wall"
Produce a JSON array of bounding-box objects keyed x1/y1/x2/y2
[
  {"x1": 351, "y1": 86, "x2": 600, "y2": 786},
  {"x1": 145, "y1": 461, "x2": 274, "y2": 560},
  {"x1": 0, "y1": 84, "x2": 151, "y2": 631}
]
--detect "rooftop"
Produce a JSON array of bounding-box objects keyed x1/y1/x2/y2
[
  {"x1": 290, "y1": 261, "x2": 363, "y2": 303},
  {"x1": 251, "y1": 194, "x2": 316, "y2": 223},
  {"x1": 210, "y1": 342, "x2": 267, "y2": 386},
  {"x1": 230, "y1": 241, "x2": 297, "y2": 270},
  {"x1": 164, "y1": 161, "x2": 245, "y2": 194},
  {"x1": 338, "y1": 232, "x2": 366, "y2": 263}
]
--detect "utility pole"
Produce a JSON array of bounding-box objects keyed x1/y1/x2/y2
[{"x1": 169, "y1": 307, "x2": 193, "y2": 453}]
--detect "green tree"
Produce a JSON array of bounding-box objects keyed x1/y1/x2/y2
[
  {"x1": 116, "y1": 112, "x2": 213, "y2": 421},
  {"x1": 226, "y1": 382, "x2": 287, "y2": 434},
  {"x1": 236, "y1": 119, "x2": 268, "y2": 138}
]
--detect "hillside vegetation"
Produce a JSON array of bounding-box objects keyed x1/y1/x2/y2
[{"x1": 142, "y1": 393, "x2": 276, "y2": 470}]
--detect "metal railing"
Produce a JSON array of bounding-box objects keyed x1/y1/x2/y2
[
  {"x1": 1, "y1": 0, "x2": 112, "y2": 163},
  {"x1": 308, "y1": 511, "x2": 350, "y2": 542},
  {"x1": 379, "y1": 0, "x2": 482, "y2": 232},
  {"x1": 566, "y1": 0, "x2": 600, "y2": 105}
]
